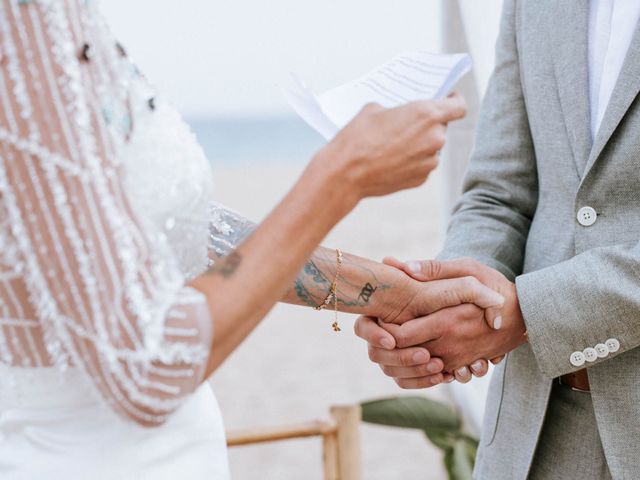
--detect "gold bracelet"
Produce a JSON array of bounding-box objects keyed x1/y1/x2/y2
[{"x1": 314, "y1": 248, "x2": 343, "y2": 332}]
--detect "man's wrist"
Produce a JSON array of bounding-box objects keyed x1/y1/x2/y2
[{"x1": 514, "y1": 291, "x2": 528, "y2": 342}]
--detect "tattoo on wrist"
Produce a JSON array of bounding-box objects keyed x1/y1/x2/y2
[
  {"x1": 294, "y1": 279, "x2": 321, "y2": 307},
  {"x1": 208, "y1": 251, "x2": 242, "y2": 278},
  {"x1": 357, "y1": 283, "x2": 378, "y2": 303},
  {"x1": 293, "y1": 250, "x2": 391, "y2": 310},
  {"x1": 304, "y1": 261, "x2": 330, "y2": 286}
]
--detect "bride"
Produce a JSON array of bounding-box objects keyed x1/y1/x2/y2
[{"x1": 0, "y1": 1, "x2": 499, "y2": 478}]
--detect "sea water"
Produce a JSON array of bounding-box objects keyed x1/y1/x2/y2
[{"x1": 188, "y1": 115, "x2": 325, "y2": 168}]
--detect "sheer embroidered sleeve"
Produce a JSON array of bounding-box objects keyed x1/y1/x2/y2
[
  {"x1": 0, "y1": 0, "x2": 214, "y2": 425},
  {"x1": 208, "y1": 201, "x2": 256, "y2": 262}
]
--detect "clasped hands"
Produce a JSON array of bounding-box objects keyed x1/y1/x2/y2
[{"x1": 356, "y1": 258, "x2": 528, "y2": 387}]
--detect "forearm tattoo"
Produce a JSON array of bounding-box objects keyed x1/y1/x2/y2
[
  {"x1": 292, "y1": 260, "x2": 331, "y2": 307},
  {"x1": 358, "y1": 283, "x2": 378, "y2": 303},
  {"x1": 293, "y1": 251, "x2": 389, "y2": 309},
  {"x1": 207, "y1": 205, "x2": 388, "y2": 303}
]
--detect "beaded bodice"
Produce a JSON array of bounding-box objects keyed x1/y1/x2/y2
[{"x1": 0, "y1": 0, "x2": 254, "y2": 425}]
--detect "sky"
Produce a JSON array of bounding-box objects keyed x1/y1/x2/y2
[{"x1": 101, "y1": 0, "x2": 444, "y2": 118}]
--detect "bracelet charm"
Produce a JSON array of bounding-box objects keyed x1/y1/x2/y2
[{"x1": 314, "y1": 249, "x2": 343, "y2": 332}]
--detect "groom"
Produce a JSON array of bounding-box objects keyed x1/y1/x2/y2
[{"x1": 357, "y1": 0, "x2": 640, "y2": 478}]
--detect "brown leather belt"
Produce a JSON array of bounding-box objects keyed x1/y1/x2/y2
[{"x1": 559, "y1": 369, "x2": 590, "y2": 392}]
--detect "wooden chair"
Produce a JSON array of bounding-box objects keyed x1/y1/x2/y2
[{"x1": 226, "y1": 405, "x2": 362, "y2": 480}]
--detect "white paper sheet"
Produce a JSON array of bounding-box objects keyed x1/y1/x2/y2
[{"x1": 283, "y1": 51, "x2": 472, "y2": 140}]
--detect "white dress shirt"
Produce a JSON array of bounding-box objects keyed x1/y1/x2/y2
[{"x1": 589, "y1": 0, "x2": 640, "y2": 139}]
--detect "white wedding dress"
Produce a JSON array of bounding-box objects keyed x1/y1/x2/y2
[{"x1": 0, "y1": 0, "x2": 254, "y2": 477}]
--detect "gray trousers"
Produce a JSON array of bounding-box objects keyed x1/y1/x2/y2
[{"x1": 527, "y1": 383, "x2": 612, "y2": 480}]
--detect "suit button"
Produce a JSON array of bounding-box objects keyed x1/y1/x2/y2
[
  {"x1": 577, "y1": 206, "x2": 597, "y2": 226},
  {"x1": 595, "y1": 343, "x2": 609, "y2": 358},
  {"x1": 583, "y1": 347, "x2": 598, "y2": 362},
  {"x1": 605, "y1": 338, "x2": 620, "y2": 353},
  {"x1": 570, "y1": 351, "x2": 586, "y2": 367}
]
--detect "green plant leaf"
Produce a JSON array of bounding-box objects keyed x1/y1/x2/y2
[
  {"x1": 444, "y1": 449, "x2": 454, "y2": 479},
  {"x1": 424, "y1": 429, "x2": 457, "y2": 451},
  {"x1": 447, "y1": 438, "x2": 475, "y2": 480},
  {"x1": 361, "y1": 396, "x2": 461, "y2": 433},
  {"x1": 463, "y1": 436, "x2": 478, "y2": 464},
  {"x1": 361, "y1": 395, "x2": 479, "y2": 479}
]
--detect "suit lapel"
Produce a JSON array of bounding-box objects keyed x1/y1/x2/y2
[
  {"x1": 584, "y1": 21, "x2": 640, "y2": 179},
  {"x1": 548, "y1": 0, "x2": 591, "y2": 178}
]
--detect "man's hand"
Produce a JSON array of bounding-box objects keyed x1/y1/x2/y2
[
  {"x1": 355, "y1": 258, "x2": 527, "y2": 387},
  {"x1": 378, "y1": 271, "x2": 506, "y2": 326},
  {"x1": 384, "y1": 299, "x2": 526, "y2": 371},
  {"x1": 383, "y1": 257, "x2": 509, "y2": 330}
]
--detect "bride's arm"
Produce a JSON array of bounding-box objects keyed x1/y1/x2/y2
[
  {"x1": 208, "y1": 203, "x2": 412, "y2": 319},
  {"x1": 210, "y1": 204, "x2": 416, "y2": 317},
  {"x1": 203, "y1": 204, "x2": 505, "y2": 373}
]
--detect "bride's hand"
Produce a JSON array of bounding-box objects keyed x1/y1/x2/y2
[
  {"x1": 307, "y1": 93, "x2": 467, "y2": 208},
  {"x1": 376, "y1": 264, "x2": 505, "y2": 326}
]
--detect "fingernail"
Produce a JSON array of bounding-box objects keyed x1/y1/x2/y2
[
  {"x1": 413, "y1": 351, "x2": 428, "y2": 363},
  {"x1": 494, "y1": 316, "x2": 503, "y2": 330},
  {"x1": 445, "y1": 376, "x2": 455, "y2": 383},
  {"x1": 381, "y1": 338, "x2": 394, "y2": 350},
  {"x1": 456, "y1": 366, "x2": 470, "y2": 377},
  {"x1": 430, "y1": 376, "x2": 443, "y2": 385},
  {"x1": 471, "y1": 361, "x2": 483, "y2": 373},
  {"x1": 427, "y1": 362, "x2": 441, "y2": 373},
  {"x1": 406, "y1": 261, "x2": 422, "y2": 274}
]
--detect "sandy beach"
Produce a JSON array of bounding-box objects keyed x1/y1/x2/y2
[{"x1": 209, "y1": 163, "x2": 454, "y2": 479}]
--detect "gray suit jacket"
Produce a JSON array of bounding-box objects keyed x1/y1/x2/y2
[{"x1": 439, "y1": 0, "x2": 640, "y2": 478}]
